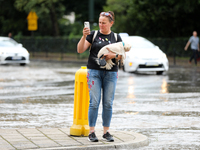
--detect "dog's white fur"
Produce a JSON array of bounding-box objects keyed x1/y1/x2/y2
[{"x1": 97, "y1": 42, "x2": 131, "y2": 70}]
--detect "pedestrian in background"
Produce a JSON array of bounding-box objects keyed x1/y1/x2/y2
[
  {"x1": 184, "y1": 31, "x2": 200, "y2": 65},
  {"x1": 77, "y1": 11, "x2": 122, "y2": 142},
  {"x1": 8, "y1": 32, "x2": 13, "y2": 39}
]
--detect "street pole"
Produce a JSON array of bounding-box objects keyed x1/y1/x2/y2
[
  {"x1": 89, "y1": 0, "x2": 94, "y2": 30},
  {"x1": 173, "y1": 48, "x2": 176, "y2": 65}
]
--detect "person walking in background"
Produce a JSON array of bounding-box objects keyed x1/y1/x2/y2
[
  {"x1": 184, "y1": 31, "x2": 200, "y2": 65},
  {"x1": 77, "y1": 11, "x2": 122, "y2": 142},
  {"x1": 8, "y1": 32, "x2": 13, "y2": 39}
]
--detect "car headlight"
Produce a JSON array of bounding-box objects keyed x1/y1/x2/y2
[
  {"x1": 129, "y1": 62, "x2": 133, "y2": 67},
  {"x1": 22, "y1": 50, "x2": 29, "y2": 55},
  {"x1": 162, "y1": 53, "x2": 167, "y2": 59}
]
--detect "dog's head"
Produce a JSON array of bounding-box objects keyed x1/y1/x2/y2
[{"x1": 122, "y1": 42, "x2": 131, "y2": 52}]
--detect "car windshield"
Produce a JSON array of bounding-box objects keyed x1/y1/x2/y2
[
  {"x1": 133, "y1": 40, "x2": 155, "y2": 48},
  {"x1": 0, "y1": 38, "x2": 19, "y2": 47},
  {"x1": 124, "y1": 37, "x2": 156, "y2": 49}
]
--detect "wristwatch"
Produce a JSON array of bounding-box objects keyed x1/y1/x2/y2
[{"x1": 115, "y1": 54, "x2": 118, "y2": 58}]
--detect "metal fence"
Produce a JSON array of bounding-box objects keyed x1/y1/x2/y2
[
  {"x1": 15, "y1": 37, "x2": 88, "y2": 60},
  {"x1": 149, "y1": 38, "x2": 190, "y2": 57},
  {"x1": 15, "y1": 37, "x2": 192, "y2": 60}
]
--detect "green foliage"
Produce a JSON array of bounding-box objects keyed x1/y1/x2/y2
[
  {"x1": 104, "y1": 0, "x2": 200, "y2": 38},
  {"x1": 78, "y1": 50, "x2": 90, "y2": 59},
  {"x1": 14, "y1": 0, "x2": 66, "y2": 36},
  {"x1": 103, "y1": 0, "x2": 130, "y2": 33},
  {"x1": 2, "y1": 0, "x2": 200, "y2": 38},
  {"x1": 62, "y1": 0, "x2": 106, "y2": 23},
  {"x1": 0, "y1": 0, "x2": 27, "y2": 36},
  {"x1": 0, "y1": 0, "x2": 106, "y2": 37}
]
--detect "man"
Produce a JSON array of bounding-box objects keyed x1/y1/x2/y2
[
  {"x1": 184, "y1": 31, "x2": 200, "y2": 65},
  {"x1": 8, "y1": 32, "x2": 14, "y2": 39}
]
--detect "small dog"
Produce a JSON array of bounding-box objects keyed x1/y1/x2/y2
[{"x1": 96, "y1": 42, "x2": 131, "y2": 70}]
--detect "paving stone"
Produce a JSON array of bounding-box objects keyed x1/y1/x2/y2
[
  {"x1": 31, "y1": 140, "x2": 60, "y2": 148},
  {"x1": 0, "y1": 128, "x2": 149, "y2": 150},
  {"x1": 39, "y1": 128, "x2": 64, "y2": 134},
  {"x1": 17, "y1": 128, "x2": 60, "y2": 148},
  {"x1": 1, "y1": 133, "x2": 33, "y2": 148},
  {"x1": 52, "y1": 140, "x2": 82, "y2": 146},
  {"x1": 29, "y1": 137, "x2": 59, "y2": 147},
  {"x1": 37, "y1": 129, "x2": 83, "y2": 147},
  {"x1": 0, "y1": 129, "x2": 17, "y2": 135},
  {"x1": 0, "y1": 136, "x2": 14, "y2": 150},
  {"x1": 0, "y1": 147, "x2": 15, "y2": 150},
  {"x1": 59, "y1": 128, "x2": 70, "y2": 135},
  {"x1": 45, "y1": 135, "x2": 72, "y2": 139},
  {"x1": 12, "y1": 142, "x2": 38, "y2": 149},
  {"x1": 18, "y1": 128, "x2": 41, "y2": 134},
  {"x1": 38, "y1": 128, "x2": 73, "y2": 140},
  {"x1": 73, "y1": 138, "x2": 105, "y2": 145}
]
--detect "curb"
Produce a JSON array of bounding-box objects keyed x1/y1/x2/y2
[{"x1": 32, "y1": 131, "x2": 149, "y2": 150}]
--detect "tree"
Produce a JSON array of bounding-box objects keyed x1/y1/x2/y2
[
  {"x1": 104, "y1": 0, "x2": 200, "y2": 38},
  {"x1": 0, "y1": 0, "x2": 106, "y2": 37},
  {"x1": 62, "y1": 0, "x2": 106, "y2": 25},
  {"x1": 0, "y1": 0, "x2": 28, "y2": 36},
  {"x1": 15, "y1": 0, "x2": 66, "y2": 36}
]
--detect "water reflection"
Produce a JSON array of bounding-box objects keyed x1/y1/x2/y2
[
  {"x1": 126, "y1": 76, "x2": 136, "y2": 100},
  {"x1": 127, "y1": 85, "x2": 135, "y2": 99},
  {"x1": 126, "y1": 75, "x2": 169, "y2": 99},
  {"x1": 160, "y1": 78, "x2": 169, "y2": 94},
  {"x1": 125, "y1": 111, "x2": 139, "y2": 115},
  {"x1": 22, "y1": 97, "x2": 30, "y2": 104}
]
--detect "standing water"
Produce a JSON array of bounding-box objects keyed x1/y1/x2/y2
[{"x1": 0, "y1": 61, "x2": 200, "y2": 149}]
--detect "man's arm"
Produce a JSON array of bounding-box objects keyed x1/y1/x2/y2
[{"x1": 184, "y1": 41, "x2": 190, "y2": 51}]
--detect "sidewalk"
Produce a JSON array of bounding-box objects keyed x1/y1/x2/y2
[{"x1": 0, "y1": 128, "x2": 148, "y2": 150}]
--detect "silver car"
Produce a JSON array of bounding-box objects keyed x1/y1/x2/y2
[{"x1": 0, "y1": 37, "x2": 30, "y2": 66}]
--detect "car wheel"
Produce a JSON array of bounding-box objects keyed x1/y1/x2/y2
[
  {"x1": 20, "y1": 63, "x2": 26, "y2": 66},
  {"x1": 122, "y1": 66, "x2": 125, "y2": 72},
  {"x1": 156, "y1": 71, "x2": 163, "y2": 75}
]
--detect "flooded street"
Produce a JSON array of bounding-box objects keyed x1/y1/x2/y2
[{"x1": 0, "y1": 61, "x2": 200, "y2": 149}]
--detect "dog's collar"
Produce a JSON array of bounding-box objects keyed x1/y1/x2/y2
[{"x1": 122, "y1": 41, "x2": 125, "y2": 46}]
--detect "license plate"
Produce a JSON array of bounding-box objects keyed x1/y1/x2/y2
[
  {"x1": 12, "y1": 56, "x2": 22, "y2": 60},
  {"x1": 145, "y1": 62, "x2": 159, "y2": 66}
]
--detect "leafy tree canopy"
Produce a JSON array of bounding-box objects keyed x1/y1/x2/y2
[
  {"x1": 1, "y1": 0, "x2": 200, "y2": 38},
  {"x1": 104, "y1": 0, "x2": 200, "y2": 37}
]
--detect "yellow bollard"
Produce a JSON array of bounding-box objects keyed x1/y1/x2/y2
[{"x1": 70, "y1": 66, "x2": 90, "y2": 136}]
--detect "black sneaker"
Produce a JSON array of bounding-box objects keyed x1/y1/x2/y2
[
  {"x1": 102, "y1": 132, "x2": 114, "y2": 142},
  {"x1": 88, "y1": 132, "x2": 98, "y2": 142}
]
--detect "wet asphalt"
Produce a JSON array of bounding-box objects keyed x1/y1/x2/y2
[{"x1": 0, "y1": 61, "x2": 200, "y2": 149}]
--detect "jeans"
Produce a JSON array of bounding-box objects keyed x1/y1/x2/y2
[
  {"x1": 87, "y1": 69, "x2": 118, "y2": 127},
  {"x1": 190, "y1": 49, "x2": 199, "y2": 65}
]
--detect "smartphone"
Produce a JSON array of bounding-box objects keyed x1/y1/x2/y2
[{"x1": 84, "y1": 21, "x2": 90, "y2": 29}]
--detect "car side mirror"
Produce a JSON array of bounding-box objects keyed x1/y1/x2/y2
[{"x1": 18, "y1": 43, "x2": 23, "y2": 47}]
